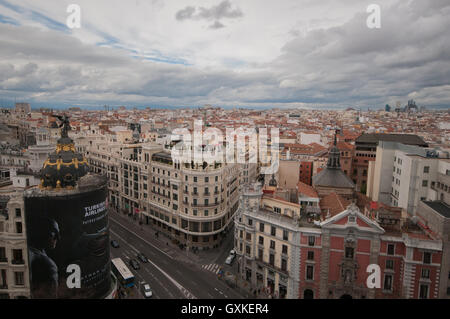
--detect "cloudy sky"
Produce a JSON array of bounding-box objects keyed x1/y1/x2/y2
[{"x1": 0, "y1": 0, "x2": 449, "y2": 109}]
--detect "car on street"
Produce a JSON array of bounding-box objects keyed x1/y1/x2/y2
[
  {"x1": 229, "y1": 249, "x2": 236, "y2": 256},
  {"x1": 225, "y1": 255, "x2": 235, "y2": 265},
  {"x1": 137, "y1": 252, "x2": 148, "y2": 263},
  {"x1": 129, "y1": 259, "x2": 140, "y2": 270},
  {"x1": 110, "y1": 240, "x2": 120, "y2": 248},
  {"x1": 140, "y1": 282, "x2": 153, "y2": 298}
]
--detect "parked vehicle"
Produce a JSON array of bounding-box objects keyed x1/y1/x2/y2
[{"x1": 225, "y1": 255, "x2": 235, "y2": 265}]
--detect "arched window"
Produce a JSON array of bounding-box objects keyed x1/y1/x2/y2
[{"x1": 303, "y1": 289, "x2": 314, "y2": 299}]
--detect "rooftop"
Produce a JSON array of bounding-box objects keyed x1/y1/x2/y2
[
  {"x1": 312, "y1": 167, "x2": 355, "y2": 189},
  {"x1": 319, "y1": 192, "x2": 351, "y2": 218},
  {"x1": 356, "y1": 133, "x2": 428, "y2": 147},
  {"x1": 297, "y1": 181, "x2": 319, "y2": 198},
  {"x1": 422, "y1": 201, "x2": 450, "y2": 218}
]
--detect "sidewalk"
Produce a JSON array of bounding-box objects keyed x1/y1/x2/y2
[{"x1": 218, "y1": 271, "x2": 272, "y2": 299}]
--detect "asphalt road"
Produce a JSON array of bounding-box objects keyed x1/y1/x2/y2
[{"x1": 109, "y1": 216, "x2": 244, "y2": 299}]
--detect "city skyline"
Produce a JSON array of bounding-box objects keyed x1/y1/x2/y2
[
  {"x1": 0, "y1": 0, "x2": 449, "y2": 304},
  {"x1": 1, "y1": 100, "x2": 449, "y2": 301}
]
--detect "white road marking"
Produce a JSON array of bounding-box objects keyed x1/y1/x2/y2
[
  {"x1": 142, "y1": 267, "x2": 175, "y2": 299},
  {"x1": 110, "y1": 217, "x2": 174, "y2": 260},
  {"x1": 111, "y1": 229, "x2": 196, "y2": 299},
  {"x1": 203, "y1": 264, "x2": 221, "y2": 274},
  {"x1": 214, "y1": 287, "x2": 224, "y2": 295}
]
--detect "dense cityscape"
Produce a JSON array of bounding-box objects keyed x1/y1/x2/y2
[
  {"x1": 0, "y1": 0, "x2": 449, "y2": 310},
  {"x1": 0, "y1": 102, "x2": 449, "y2": 300}
]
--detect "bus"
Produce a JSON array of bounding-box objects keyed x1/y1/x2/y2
[{"x1": 111, "y1": 258, "x2": 135, "y2": 288}]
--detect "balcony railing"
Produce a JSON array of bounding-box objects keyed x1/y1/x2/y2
[
  {"x1": 192, "y1": 202, "x2": 220, "y2": 208},
  {"x1": 12, "y1": 259, "x2": 24, "y2": 265},
  {"x1": 256, "y1": 258, "x2": 289, "y2": 275}
]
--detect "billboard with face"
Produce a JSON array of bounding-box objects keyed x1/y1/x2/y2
[{"x1": 24, "y1": 185, "x2": 111, "y2": 299}]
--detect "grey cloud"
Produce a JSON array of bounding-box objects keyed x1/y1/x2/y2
[
  {"x1": 0, "y1": 23, "x2": 269, "y2": 106},
  {"x1": 0, "y1": 24, "x2": 128, "y2": 67},
  {"x1": 209, "y1": 21, "x2": 225, "y2": 29},
  {"x1": 175, "y1": 1, "x2": 243, "y2": 23},
  {"x1": 197, "y1": 0, "x2": 243, "y2": 20},
  {"x1": 1, "y1": 1, "x2": 449, "y2": 109},
  {"x1": 175, "y1": 6, "x2": 196, "y2": 21},
  {"x1": 272, "y1": 0, "x2": 450, "y2": 107}
]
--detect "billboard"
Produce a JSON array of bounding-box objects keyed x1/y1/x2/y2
[{"x1": 24, "y1": 185, "x2": 111, "y2": 298}]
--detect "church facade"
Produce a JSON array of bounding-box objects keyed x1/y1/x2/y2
[{"x1": 298, "y1": 203, "x2": 442, "y2": 299}]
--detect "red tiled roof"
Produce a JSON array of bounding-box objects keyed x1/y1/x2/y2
[
  {"x1": 297, "y1": 181, "x2": 319, "y2": 198},
  {"x1": 320, "y1": 192, "x2": 351, "y2": 218},
  {"x1": 336, "y1": 141, "x2": 354, "y2": 151}
]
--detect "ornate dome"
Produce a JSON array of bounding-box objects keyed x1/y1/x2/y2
[
  {"x1": 312, "y1": 129, "x2": 355, "y2": 190},
  {"x1": 40, "y1": 115, "x2": 89, "y2": 189}
]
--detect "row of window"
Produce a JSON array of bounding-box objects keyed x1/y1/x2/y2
[
  {"x1": 184, "y1": 207, "x2": 218, "y2": 216},
  {"x1": 2, "y1": 222, "x2": 23, "y2": 234},
  {"x1": 242, "y1": 242, "x2": 288, "y2": 272},
  {"x1": 183, "y1": 185, "x2": 220, "y2": 195},
  {"x1": 0, "y1": 248, "x2": 24, "y2": 263},
  {"x1": 356, "y1": 153, "x2": 376, "y2": 158},
  {"x1": 181, "y1": 175, "x2": 219, "y2": 183},
  {"x1": 435, "y1": 181, "x2": 449, "y2": 193},
  {"x1": 0, "y1": 208, "x2": 21, "y2": 220},
  {"x1": 251, "y1": 221, "x2": 290, "y2": 241},
  {"x1": 394, "y1": 157, "x2": 403, "y2": 165},
  {"x1": 0, "y1": 269, "x2": 25, "y2": 287}
]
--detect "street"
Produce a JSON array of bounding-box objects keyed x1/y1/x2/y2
[{"x1": 109, "y1": 212, "x2": 244, "y2": 299}]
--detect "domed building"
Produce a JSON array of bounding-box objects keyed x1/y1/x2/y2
[
  {"x1": 39, "y1": 115, "x2": 89, "y2": 189},
  {"x1": 24, "y1": 115, "x2": 116, "y2": 299},
  {"x1": 312, "y1": 131, "x2": 355, "y2": 200}
]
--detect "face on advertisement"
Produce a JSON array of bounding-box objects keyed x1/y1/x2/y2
[{"x1": 48, "y1": 230, "x2": 59, "y2": 249}]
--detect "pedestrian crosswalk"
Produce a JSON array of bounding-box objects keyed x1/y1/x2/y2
[{"x1": 202, "y1": 263, "x2": 222, "y2": 274}]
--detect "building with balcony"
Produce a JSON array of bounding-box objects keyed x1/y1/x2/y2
[
  {"x1": 85, "y1": 137, "x2": 242, "y2": 250},
  {"x1": 0, "y1": 191, "x2": 30, "y2": 299},
  {"x1": 235, "y1": 183, "x2": 444, "y2": 299},
  {"x1": 234, "y1": 184, "x2": 302, "y2": 299}
]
